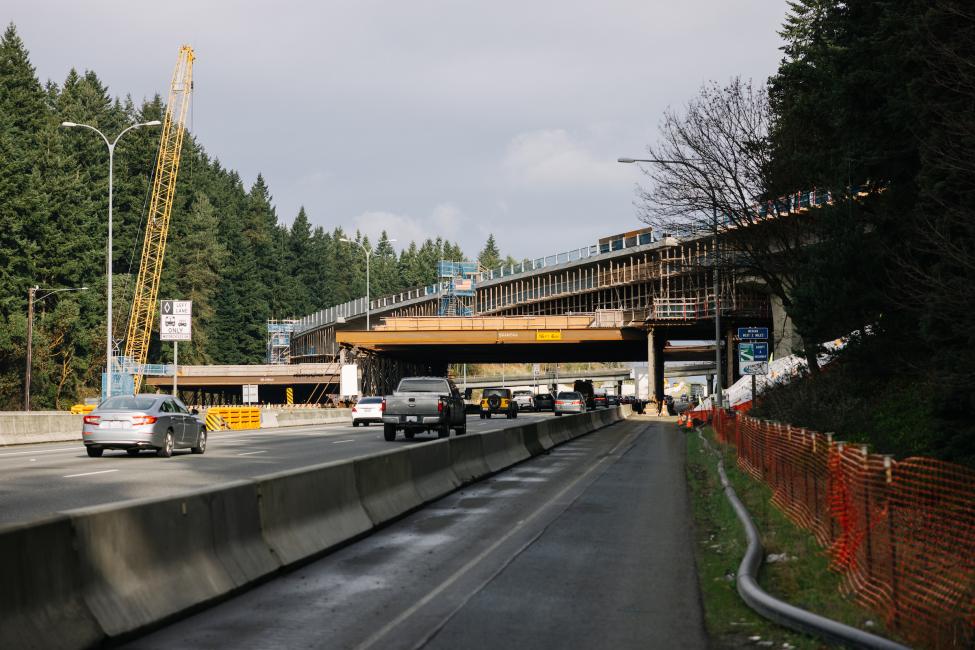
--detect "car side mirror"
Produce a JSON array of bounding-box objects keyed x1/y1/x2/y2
[{"x1": 191, "y1": 408, "x2": 200, "y2": 415}]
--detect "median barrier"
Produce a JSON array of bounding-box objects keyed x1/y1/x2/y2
[
  {"x1": 404, "y1": 440, "x2": 461, "y2": 502},
  {"x1": 354, "y1": 449, "x2": 425, "y2": 525},
  {"x1": 0, "y1": 515, "x2": 101, "y2": 650},
  {"x1": 69, "y1": 491, "x2": 242, "y2": 638},
  {"x1": 481, "y1": 427, "x2": 532, "y2": 473},
  {"x1": 268, "y1": 408, "x2": 351, "y2": 428},
  {"x1": 447, "y1": 433, "x2": 492, "y2": 483},
  {"x1": 206, "y1": 481, "x2": 281, "y2": 587},
  {"x1": 521, "y1": 422, "x2": 547, "y2": 455},
  {"x1": 0, "y1": 411, "x2": 83, "y2": 445},
  {"x1": 256, "y1": 461, "x2": 373, "y2": 566}
]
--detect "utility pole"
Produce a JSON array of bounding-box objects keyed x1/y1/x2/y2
[{"x1": 25, "y1": 287, "x2": 35, "y2": 412}]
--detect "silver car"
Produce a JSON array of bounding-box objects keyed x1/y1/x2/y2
[
  {"x1": 82, "y1": 394, "x2": 207, "y2": 458},
  {"x1": 553, "y1": 391, "x2": 587, "y2": 416}
]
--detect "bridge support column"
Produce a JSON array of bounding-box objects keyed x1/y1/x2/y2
[
  {"x1": 771, "y1": 293, "x2": 798, "y2": 359},
  {"x1": 647, "y1": 329, "x2": 664, "y2": 403},
  {"x1": 726, "y1": 329, "x2": 736, "y2": 390}
]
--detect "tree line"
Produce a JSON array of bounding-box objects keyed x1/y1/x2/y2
[
  {"x1": 637, "y1": 0, "x2": 975, "y2": 462},
  {"x1": 0, "y1": 24, "x2": 513, "y2": 409}
]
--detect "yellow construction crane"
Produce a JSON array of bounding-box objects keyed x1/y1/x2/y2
[{"x1": 123, "y1": 45, "x2": 195, "y2": 393}]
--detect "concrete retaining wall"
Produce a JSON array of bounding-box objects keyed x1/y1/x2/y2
[
  {"x1": 0, "y1": 408, "x2": 353, "y2": 447},
  {"x1": 0, "y1": 411, "x2": 84, "y2": 446},
  {"x1": 0, "y1": 405, "x2": 631, "y2": 648}
]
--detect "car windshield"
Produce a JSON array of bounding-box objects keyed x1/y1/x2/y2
[
  {"x1": 557, "y1": 392, "x2": 580, "y2": 400},
  {"x1": 398, "y1": 379, "x2": 447, "y2": 392},
  {"x1": 99, "y1": 396, "x2": 157, "y2": 411},
  {"x1": 358, "y1": 397, "x2": 382, "y2": 404},
  {"x1": 513, "y1": 391, "x2": 532, "y2": 396},
  {"x1": 483, "y1": 388, "x2": 509, "y2": 397}
]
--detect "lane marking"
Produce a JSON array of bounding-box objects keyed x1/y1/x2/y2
[
  {"x1": 237, "y1": 450, "x2": 267, "y2": 456},
  {"x1": 354, "y1": 428, "x2": 638, "y2": 650},
  {"x1": 332, "y1": 439, "x2": 356, "y2": 444},
  {"x1": 0, "y1": 446, "x2": 78, "y2": 458},
  {"x1": 63, "y1": 469, "x2": 119, "y2": 478}
]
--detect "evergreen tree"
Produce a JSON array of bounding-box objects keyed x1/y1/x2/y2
[{"x1": 477, "y1": 234, "x2": 502, "y2": 271}]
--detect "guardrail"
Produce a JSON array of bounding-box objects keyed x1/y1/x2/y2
[{"x1": 710, "y1": 408, "x2": 975, "y2": 649}]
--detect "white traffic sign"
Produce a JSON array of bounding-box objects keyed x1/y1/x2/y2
[
  {"x1": 740, "y1": 360, "x2": 768, "y2": 375},
  {"x1": 160, "y1": 300, "x2": 192, "y2": 341},
  {"x1": 243, "y1": 384, "x2": 259, "y2": 404}
]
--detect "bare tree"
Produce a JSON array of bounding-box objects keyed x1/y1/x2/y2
[{"x1": 633, "y1": 78, "x2": 850, "y2": 371}]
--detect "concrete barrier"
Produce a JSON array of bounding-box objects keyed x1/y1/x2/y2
[
  {"x1": 257, "y1": 461, "x2": 373, "y2": 566},
  {"x1": 0, "y1": 411, "x2": 83, "y2": 445},
  {"x1": 354, "y1": 449, "x2": 424, "y2": 525},
  {"x1": 481, "y1": 427, "x2": 532, "y2": 473},
  {"x1": 404, "y1": 440, "x2": 461, "y2": 502},
  {"x1": 5, "y1": 405, "x2": 633, "y2": 647},
  {"x1": 0, "y1": 515, "x2": 101, "y2": 650},
  {"x1": 69, "y1": 491, "x2": 243, "y2": 637},
  {"x1": 266, "y1": 408, "x2": 351, "y2": 428},
  {"x1": 448, "y1": 433, "x2": 492, "y2": 483}
]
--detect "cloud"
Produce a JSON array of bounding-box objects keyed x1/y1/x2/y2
[
  {"x1": 351, "y1": 203, "x2": 470, "y2": 248},
  {"x1": 502, "y1": 129, "x2": 626, "y2": 190}
]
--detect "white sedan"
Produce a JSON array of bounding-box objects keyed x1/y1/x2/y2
[{"x1": 351, "y1": 396, "x2": 384, "y2": 427}]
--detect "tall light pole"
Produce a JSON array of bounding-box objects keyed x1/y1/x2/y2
[
  {"x1": 618, "y1": 156, "x2": 724, "y2": 409},
  {"x1": 339, "y1": 237, "x2": 396, "y2": 331},
  {"x1": 61, "y1": 120, "x2": 161, "y2": 398},
  {"x1": 25, "y1": 285, "x2": 88, "y2": 411}
]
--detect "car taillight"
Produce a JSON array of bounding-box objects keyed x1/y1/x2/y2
[
  {"x1": 555, "y1": 400, "x2": 564, "y2": 405},
  {"x1": 381, "y1": 399, "x2": 386, "y2": 413},
  {"x1": 131, "y1": 416, "x2": 157, "y2": 425},
  {"x1": 574, "y1": 400, "x2": 582, "y2": 405},
  {"x1": 84, "y1": 415, "x2": 100, "y2": 425},
  {"x1": 438, "y1": 399, "x2": 444, "y2": 413},
  {"x1": 352, "y1": 407, "x2": 357, "y2": 413}
]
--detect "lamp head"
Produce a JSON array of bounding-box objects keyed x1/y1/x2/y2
[
  {"x1": 145, "y1": 120, "x2": 162, "y2": 126},
  {"x1": 61, "y1": 121, "x2": 77, "y2": 127},
  {"x1": 617, "y1": 157, "x2": 636, "y2": 164}
]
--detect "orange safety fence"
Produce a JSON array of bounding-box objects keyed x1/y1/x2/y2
[{"x1": 708, "y1": 408, "x2": 975, "y2": 649}]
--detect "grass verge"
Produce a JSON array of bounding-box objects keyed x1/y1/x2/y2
[{"x1": 686, "y1": 426, "x2": 892, "y2": 649}]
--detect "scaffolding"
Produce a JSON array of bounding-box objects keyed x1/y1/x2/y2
[
  {"x1": 437, "y1": 261, "x2": 478, "y2": 316},
  {"x1": 267, "y1": 319, "x2": 298, "y2": 364}
]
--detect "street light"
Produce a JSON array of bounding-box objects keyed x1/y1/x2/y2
[
  {"x1": 25, "y1": 285, "x2": 88, "y2": 411},
  {"x1": 618, "y1": 156, "x2": 724, "y2": 409},
  {"x1": 61, "y1": 120, "x2": 161, "y2": 398},
  {"x1": 339, "y1": 237, "x2": 397, "y2": 330}
]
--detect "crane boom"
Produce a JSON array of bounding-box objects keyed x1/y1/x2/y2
[{"x1": 123, "y1": 45, "x2": 195, "y2": 394}]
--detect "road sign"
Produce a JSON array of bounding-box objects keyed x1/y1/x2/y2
[
  {"x1": 160, "y1": 300, "x2": 192, "y2": 341},
  {"x1": 738, "y1": 327, "x2": 768, "y2": 340},
  {"x1": 243, "y1": 384, "x2": 258, "y2": 404},
  {"x1": 536, "y1": 331, "x2": 562, "y2": 341},
  {"x1": 740, "y1": 361, "x2": 768, "y2": 375},
  {"x1": 739, "y1": 342, "x2": 769, "y2": 362},
  {"x1": 340, "y1": 364, "x2": 360, "y2": 397}
]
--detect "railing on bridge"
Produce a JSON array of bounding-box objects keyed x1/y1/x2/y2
[{"x1": 295, "y1": 232, "x2": 658, "y2": 335}]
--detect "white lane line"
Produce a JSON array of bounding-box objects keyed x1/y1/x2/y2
[
  {"x1": 0, "y1": 446, "x2": 78, "y2": 458},
  {"x1": 332, "y1": 439, "x2": 356, "y2": 444},
  {"x1": 354, "y1": 428, "x2": 639, "y2": 650},
  {"x1": 237, "y1": 450, "x2": 267, "y2": 456},
  {"x1": 63, "y1": 469, "x2": 119, "y2": 478}
]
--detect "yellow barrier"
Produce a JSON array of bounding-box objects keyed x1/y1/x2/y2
[
  {"x1": 69, "y1": 403, "x2": 96, "y2": 414},
  {"x1": 206, "y1": 407, "x2": 261, "y2": 430},
  {"x1": 204, "y1": 412, "x2": 231, "y2": 431}
]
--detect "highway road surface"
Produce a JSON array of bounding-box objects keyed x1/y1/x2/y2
[
  {"x1": 0, "y1": 412, "x2": 552, "y2": 525},
  {"x1": 126, "y1": 416, "x2": 706, "y2": 650}
]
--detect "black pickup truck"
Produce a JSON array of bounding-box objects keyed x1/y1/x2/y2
[{"x1": 382, "y1": 376, "x2": 467, "y2": 441}]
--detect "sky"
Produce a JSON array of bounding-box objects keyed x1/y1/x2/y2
[{"x1": 8, "y1": 1, "x2": 788, "y2": 261}]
